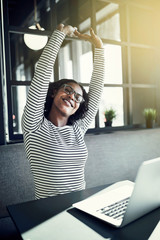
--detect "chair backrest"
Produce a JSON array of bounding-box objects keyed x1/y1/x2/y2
[{"x1": 0, "y1": 143, "x2": 35, "y2": 217}]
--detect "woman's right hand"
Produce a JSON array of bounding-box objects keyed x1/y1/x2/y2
[
  {"x1": 57, "y1": 24, "x2": 77, "y2": 37},
  {"x1": 74, "y1": 28, "x2": 103, "y2": 48}
]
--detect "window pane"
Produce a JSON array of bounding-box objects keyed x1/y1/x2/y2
[
  {"x1": 80, "y1": 50, "x2": 93, "y2": 83},
  {"x1": 10, "y1": 33, "x2": 55, "y2": 82},
  {"x1": 104, "y1": 44, "x2": 123, "y2": 84},
  {"x1": 131, "y1": 47, "x2": 156, "y2": 84},
  {"x1": 96, "y1": 2, "x2": 121, "y2": 41},
  {"x1": 58, "y1": 40, "x2": 93, "y2": 83},
  {"x1": 10, "y1": 33, "x2": 45, "y2": 81},
  {"x1": 132, "y1": 88, "x2": 156, "y2": 126},
  {"x1": 129, "y1": 4, "x2": 154, "y2": 45},
  {"x1": 12, "y1": 86, "x2": 29, "y2": 134},
  {"x1": 79, "y1": 36, "x2": 93, "y2": 83},
  {"x1": 99, "y1": 87, "x2": 124, "y2": 127},
  {"x1": 78, "y1": 0, "x2": 91, "y2": 32},
  {"x1": 84, "y1": 86, "x2": 95, "y2": 129},
  {"x1": 58, "y1": 42, "x2": 73, "y2": 79},
  {"x1": 79, "y1": 18, "x2": 91, "y2": 32}
]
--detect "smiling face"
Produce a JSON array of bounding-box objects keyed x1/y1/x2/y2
[{"x1": 51, "y1": 82, "x2": 83, "y2": 118}]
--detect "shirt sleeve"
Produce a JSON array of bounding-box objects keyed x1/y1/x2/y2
[
  {"x1": 22, "y1": 30, "x2": 65, "y2": 132},
  {"x1": 78, "y1": 48, "x2": 105, "y2": 135}
]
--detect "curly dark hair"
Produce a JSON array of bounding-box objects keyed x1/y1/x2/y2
[{"x1": 44, "y1": 79, "x2": 89, "y2": 125}]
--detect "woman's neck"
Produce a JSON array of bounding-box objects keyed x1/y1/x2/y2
[{"x1": 48, "y1": 109, "x2": 68, "y2": 127}]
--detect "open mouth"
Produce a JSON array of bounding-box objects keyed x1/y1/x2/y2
[{"x1": 63, "y1": 98, "x2": 74, "y2": 108}]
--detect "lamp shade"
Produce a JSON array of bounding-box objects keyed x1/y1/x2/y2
[{"x1": 24, "y1": 25, "x2": 48, "y2": 50}]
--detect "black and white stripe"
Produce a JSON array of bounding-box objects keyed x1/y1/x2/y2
[{"x1": 22, "y1": 30, "x2": 105, "y2": 199}]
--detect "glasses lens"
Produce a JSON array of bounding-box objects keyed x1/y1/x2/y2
[
  {"x1": 75, "y1": 94, "x2": 83, "y2": 103},
  {"x1": 63, "y1": 84, "x2": 84, "y2": 103},
  {"x1": 64, "y1": 85, "x2": 74, "y2": 94}
]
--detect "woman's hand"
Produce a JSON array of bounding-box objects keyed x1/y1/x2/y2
[
  {"x1": 57, "y1": 24, "x2": 103, "y2": 48},
  {"x1": 57, "y1": 24, "x2": 77, "y2": 37},
  {"x1": 74, "y1": 28, "x2": 103, "y2": 48}
]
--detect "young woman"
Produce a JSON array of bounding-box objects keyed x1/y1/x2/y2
[{"x1": 22, "y1": 24, "x2": 105, "y2": 199}]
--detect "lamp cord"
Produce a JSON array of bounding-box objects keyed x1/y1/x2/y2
[
  {"x1": 34, "y1": 0, "x2": 42, "y2": 30},
  {"x1": 34, "y1": 0, "x2": 37, "y2": 23}
]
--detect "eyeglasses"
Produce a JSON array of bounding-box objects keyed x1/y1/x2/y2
[{"x1": 62, "y1": 84, "x2": 85, "y2": 103}]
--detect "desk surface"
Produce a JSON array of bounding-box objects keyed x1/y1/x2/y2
[{"x1": 7, "y1": 182, "x2": 160, "y2": 240}]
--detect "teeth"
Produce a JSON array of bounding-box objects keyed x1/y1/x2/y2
[{"x1": 64, "y1": 99, "x2": 72, "y2": 107}]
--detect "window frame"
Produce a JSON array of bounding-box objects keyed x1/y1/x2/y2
[{"x1": 1, "y1": 0, "x2": 160, "y2": 144}]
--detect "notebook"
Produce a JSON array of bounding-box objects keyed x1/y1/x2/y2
[{"x1": 73, "y1": 157, "x2": 160, "y2": 228}]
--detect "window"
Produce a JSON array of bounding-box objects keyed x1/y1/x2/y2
[
  {"x1": 104, "y1": 44, "x2": 123, "y2": 84},
  {"x1": 12, "y1": 86, "x2": 29, "y2": 134},
  {"x1": 99, "y1": 87, "x2": 124, "y2": 127},
  {"x1": 1, "y1": 0, "x2": 160, "y2": 144},
  {"x1": 96, "y1": 2, "x2": 121, "y2": 41}
]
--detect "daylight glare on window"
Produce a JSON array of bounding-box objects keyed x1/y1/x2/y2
[{"x1": 104, "y1": 44, "x2": 123, "y2": 84}]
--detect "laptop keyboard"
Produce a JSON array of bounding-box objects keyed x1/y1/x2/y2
[{"x1": 96, "y1": 197, "x2": 130, "y2": 220}]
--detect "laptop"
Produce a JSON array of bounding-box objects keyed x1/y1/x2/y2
[{"x1": 73, "y1": 157, "x2": 160, "y2": 228}]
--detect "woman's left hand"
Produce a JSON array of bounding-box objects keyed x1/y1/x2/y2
[
  {"x1": 74, "y1": 28, "x2": 103, "y2": 48},
  {"x1": 57, "y1": 24, "x2": 77, "y2": 37}
]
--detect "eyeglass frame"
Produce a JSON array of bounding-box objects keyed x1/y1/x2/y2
[{"x1": 61, "y1": 84, "x2": 85, "y2": 103}]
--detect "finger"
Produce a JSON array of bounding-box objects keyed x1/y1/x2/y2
[
  {"x1": 68, "y1": 25, "x2": 75, "y2": 33},
  {"x1": 74, "y1": 30, "x2": 84, "y2": 39},
  {"x1": 80, "y1": 34, "x2": 91, "y2": 40},
  {"x1": 74, "y1": 30, "x2": 80, "y2": 36},
  {"x1": 74, "y1": 31, "x2": 90, "y2": 40},
  {"x1": 90, "y1": 28, "x2": 96, "y2": 37},
  {"x1": 57, "y1": 23, "x2": 64, "y2": 31},
  {"x1": 73, "y1": 27, "x2": 77, "y2": 32}
]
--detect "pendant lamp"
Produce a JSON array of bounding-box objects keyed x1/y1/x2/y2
[{"x1": 24, "y1": 0, "x2": 48, "y2": 50}]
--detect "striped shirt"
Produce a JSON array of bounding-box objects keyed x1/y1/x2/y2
[{"x1": 22, "y1": 30, "x2": 105, "y2": 199}]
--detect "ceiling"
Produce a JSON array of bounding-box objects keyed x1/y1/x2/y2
[
  {"x1": 7, "y1": 0, "x2": 104, "y2": 27},
  {"x1": 7, "y1": 0, "x2": 160, "y2": 28},
  {"x1": 7, "y1": 0, "x2": 40, "y2": 26}
]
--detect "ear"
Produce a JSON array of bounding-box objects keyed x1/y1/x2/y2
[{"x1": 51, "y1": 90, "x2": 57, "y2": 98}]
